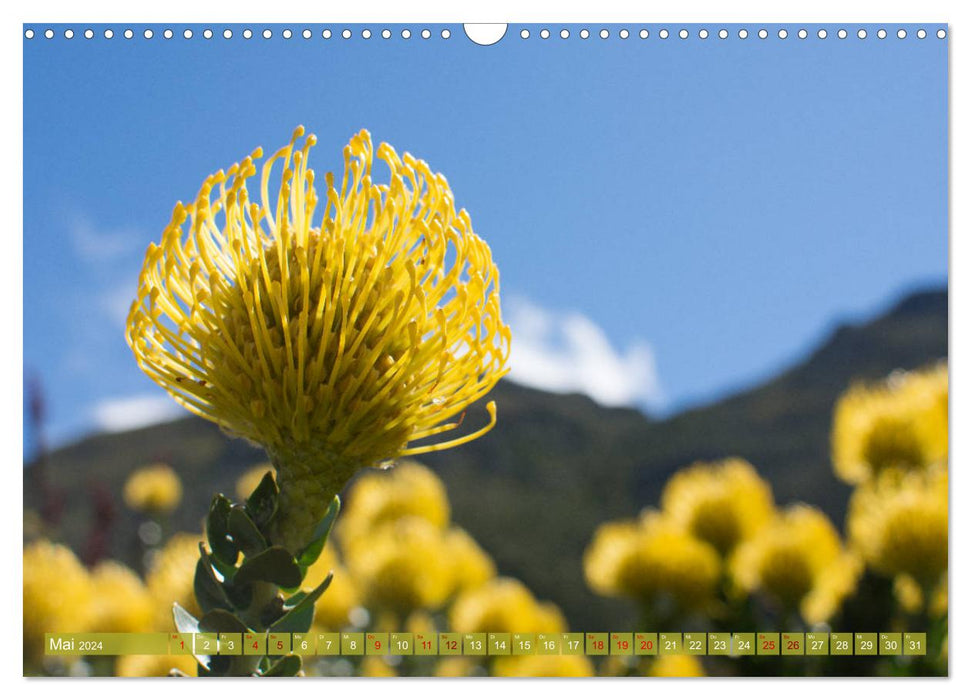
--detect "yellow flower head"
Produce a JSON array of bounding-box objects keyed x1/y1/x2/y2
[
  {"x1": 443, "y1": 527, "x2": 497, "y2": 594},
  {"x1": 648, "y1": 655, "x2": 705, "y2": 677},
  {"x1": 661, "y1": 457, "x2": 774, "y2": 555},
  {"x1": 89, "y1": 561, "x2": 155, "y2": 634},
  {"x1": 832, "y1": 364, "x2": 948, "y2": 484},
  {"x1": 123, "y1": 463, "x2": 183, "y2": 515},
  {"x1": 116, "y1": 654, "x2": 197, "y2": 677},
  {"x1": 235, "y1": 463, "x2": 276, "y2": 501},
  {"x1": 449, "y1": 577, "x2": 567, "y2": 634},
  {"x1": 847, "y1": 466, "x2": 948, "y2": 587},
  {"x1": 126, "y1": 127, "x2": 510, "y2": 549},
  {"x1": 340, "y1": 460, "x2": 451, "y2": 541},
  {"x1": 731, "y1": 504, "x2": 843, "y2": 610},
  {"x1": 493, "y1": 655, "x2": 594, "y2": 677},
  {"x1": 345, "y1": 516, "x2": 454, "y2": 614},
  {"x1": 23, "y1": 541, "x2": 93, "y2": 661},
  {"x1": 583, "y1": 512, "x2": 721, "y2": 609},
  {"x1": 800, "y1": 552, "x2": 863, "y2": 625},
  {"x1": 145, "y1": 532, "x2": 203, "y2": 629},
  {"x1": 302, "y1": 542, "x2": 360, "y2": 630}
]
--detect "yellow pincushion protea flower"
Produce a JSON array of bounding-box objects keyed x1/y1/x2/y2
[
  {"x1": 800, "y1": 552, "x2": 863, "y2": 625},
  {"x1": 730, "y1": 504, "x2": 844, "y2": 611},
  {"x1": 116, "y1": 654, "x2": 197, "y2": 677},
  {"x1": 449, "y1": 577, "x2": 567, "y2": 634},
  {"x1": 493, "y1": 655, "x2": 594, "y2": 677},
  {"x1": 344, "y1": 516, "x2": 455, "y2": 614},
  {"x1": 832, "y1": 364, "x2": 948, "y2": 485},
  {"x1": 89, "y1": 561, "x2": 155, "y2": 634},
  {"x1": 583, "y1": 512, "x2": 720, "y2": 609},
  {"x1": 847, "y1": 465, "x2": 948, "y2": 587},
  {"x1": 145, "y1": 532, "x2": 203, "y2": 628},
  {"x1": 443, "y1": 527, "x2": 497, "y2": 594},
  {"x1": 23, "y1": 541, "x2": 93, "y2": 661},
  {"x1": 661, "y1": 457, "x2": 774, "y2": 555},
  {"x1": 648, "y1": 655, "x2": 705, "y2": 677},
  {"x1": 340, "y1": 460, "x2": 451, "y2": 541},
  {"x1": 126, "y1": 127, "x2": 510, "y2": 549},
  {"x1": 123, "y1": 463, "x2": 183, "y2": 515},
  {"x1": 302, "y1": 542, "x2": 360, "y2": 630}
]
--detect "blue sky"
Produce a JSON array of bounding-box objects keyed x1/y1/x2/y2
[{"x1": 23, "y1": 24, "x2": 947, "y2": 450}]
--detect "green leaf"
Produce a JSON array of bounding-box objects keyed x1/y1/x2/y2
[
  {"x1": 198, "y1": 609, "x2": 249, "y2": 635},
  {"x1": 173, "y1": 602, "x2": 200, "y2": 634},
  {"x1": 228, "y1": 506, "x2": 267, "y2": 557},
  {"x1": 296, "y1": 496, "x2": 341, "y2": 569},
  {"x1": 234, "y1": 546, "x2": 303, "y2": 588},
  {"x1": 194, "y1": 544, "x2": 234, "y2": 614},
  {"x1": 269, "y1": 572, "x2": 333, "y2": 634},
  {"x1": 207, "y1": 494, "x2": 239, "y2": 569},
  {"x1": 244, "y1": 471, "x2": 279, "y2": 530},
  {"x1": 262, "y1": 655, "x2": 301, "y2": 677}
]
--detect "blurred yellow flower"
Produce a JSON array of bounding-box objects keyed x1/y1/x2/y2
[
  {"x1": 801, "y1": 552, "x2": 863, "y2": 625},
  {"x1": 435, "y1": 657, "x2": 477, "y2": 677},
  {"x1": 235, "y1": 463, "x2": 275, "y2": 501},
  {"x1": 584, "y1": 512, "x2": 720, "y2": 609},
  {"x1": 444, "y1": 527, "x2": 496, "y2": 594},
  {"x1": 360, "y1": 657, "x2": 397, "y2": 677},
  {"x1": 145, "y1": 532, "x2": 203, "y2": 628},
  {"x1": 847, "y1": 466, "x2": 948, "y2": 587},
  {"x1": 302, "y1": 543, "x2": 360, "y2": 630},
  {"x1": 345, "y1": 517, "x2": 453, "y2": 614},
  {"x1": 123, "y1": 463, "x2": 182, "y2": 515},
  {"x1": 832, "y1": 364, "x2": 947, "y2": 484},
  {"x1": 89, "y1": 561, "x2": 155, "y2": 633},
  {"x1": 341, "y1": 460, "x2": 451, "y2": 540},
  {"x1": 449, "y1": 577, "x2": 567, "y2": 634},
  {"x1": 116, "y1": 654, "x2": 197, "y2": 677},
  {"x1": 126, "y1": 127, "x2": 510, "y2": 550},
  {"x1": 731, "y1": 504, "x2": 844, "y2": 611},
  {"x1": 648, "y1": 655, "x2": 705, "y2": 677},
  {"x1": 661, "y1": 457, "x2": 774, "y2": 555},
  {"x1": 23, "y1": 541, "x2": 93, "y2": 661},
  {"x1": 493, "y1": 655, "x2": 594, "y2": 677}
]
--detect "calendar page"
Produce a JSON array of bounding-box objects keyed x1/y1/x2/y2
[{"x1": 21, "y1": 14, "x2": 948, "y2": 680}]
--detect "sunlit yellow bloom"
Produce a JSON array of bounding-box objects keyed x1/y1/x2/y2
[
  {"x1": 731, "y1": 505, "x2": 843, "y2": 611},
  {"x1": 360, "y1": 657, "x2": 397, "y2": 677},
  {"x1": 801, "y1": 552, "x2": 863, "y2": 625},
  {"x1": 89, "y1": 561, "x2": 155, "y2": 633},
  {"x1": 493, "y1": 655, "x2": 594, "y2": 677},
  {"x1": 435, "y1": 657, "x2": 477, "y2": 677},
  {"x1": 832, "y1": 364, "x2": 948, "y2": 484},
  {"x1": 584, "y1": 512, "x2": 720, "y2": 609},
  {"x1": 661, "y1": 457, "x2": 774, "y2": 555},
  {"x1": 126, "y1": 127, "x2": 511, "y2": 549},
  {"x1": 444, "y1": 527, "x2": 496, "y2": 594},
  {"x1": 235, "y1": 463, "x2": 275, "y2": 501},
  {"x1": 847, "y1": 466, "x2": 948, "y2": 587},
  {"x1": 893, "y1": 574, "x2": 924, "y2": 614},
  {"x1": 145, "y1": 532, "x2": 203, "y2": 628},
  {"x1": 340, "y1": 460, "x2": 451, "y2": 541},
  {"x1": 301, "y1": 543, "x2": 360, "y2": 630},
  {"x1": 345, "y1": 517, "x2": 453, "y2": 614},
  {"x1": 23, "y1": 541, "x2": 93, "y2": 661},
  {"x1": 116, "y1": 654, "x2": 197, "y2": 677},
  {"x1": 123, "y1": 463, "x2": 182, "y2": 515},
  {"x1": 449, "y1": 577, "x2": 567, "y2": 634},
  {"x1": 648, "y1": 655, "x2": 705, "y2": 677}
]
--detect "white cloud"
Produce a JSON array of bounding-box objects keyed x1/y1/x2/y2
[
  {"x1": 69, "y1": 215, "x2": 140, "y2": 263},
  {"x1": 505, "y1": 297, "x2": 664, "y2": 409},
  {"x1": 91, "y1": 394, "x2": 186, "y2": 433}
]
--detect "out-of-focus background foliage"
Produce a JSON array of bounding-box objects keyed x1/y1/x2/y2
[{"x1": 23, "y1": 286, "x2": 947, "y2": 677}]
